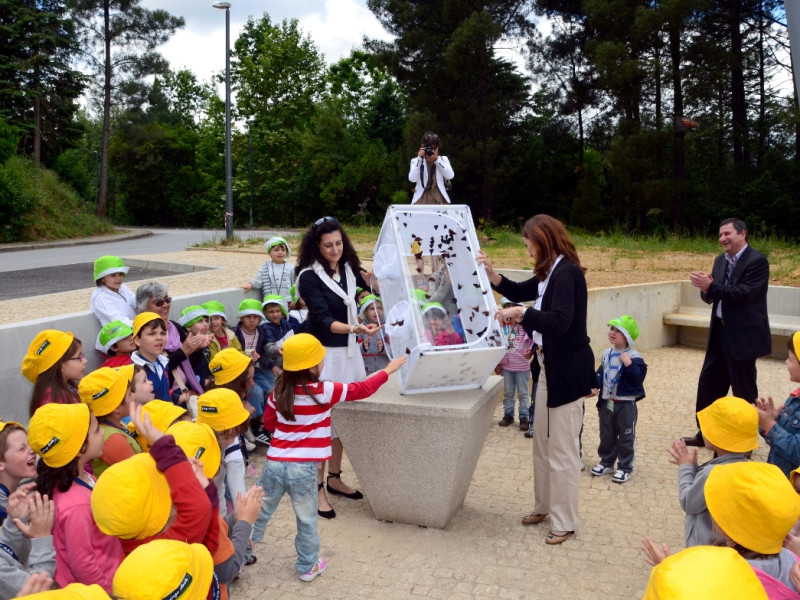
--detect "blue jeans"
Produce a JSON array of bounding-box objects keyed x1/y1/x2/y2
[
  {"x1": 502, "y1": 369, "x2": 531, "y2": 419},
  {"x1": 249, "y1": 459, "x2": 319, "y2": 574},
  {"x1": 248, "y1": 369, "x2": 276, "y2": 418}
]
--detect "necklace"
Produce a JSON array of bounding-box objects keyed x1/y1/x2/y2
[{"x1": 269, "y1": 262, "x2": 287, "y2": 293}]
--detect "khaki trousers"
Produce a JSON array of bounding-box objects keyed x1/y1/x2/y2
[{"x1": 532, "y1": 353, "x2": 584, "y2": 532}]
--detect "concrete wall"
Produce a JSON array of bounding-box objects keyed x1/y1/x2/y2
[{"x1": 497, "y1": 270, "x2": 682, "y2": 360}]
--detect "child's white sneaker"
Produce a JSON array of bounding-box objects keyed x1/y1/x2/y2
[
  {"x1": 299, "y1": 557, "x2": 327, "y2": 582},
  {"x1": 590, "y1": 464, "x2": 614, "y2": 477},
  {"x1": 612, "y1": 469, "x2": 633, "y2": 483}
]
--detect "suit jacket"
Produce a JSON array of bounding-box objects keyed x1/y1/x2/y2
[
  {"x1": 493, "y1": 260, "x2": 595, "y2": 408},
  {"x1": 701, "y1": 245, "x2": 771, "y2": 361}
]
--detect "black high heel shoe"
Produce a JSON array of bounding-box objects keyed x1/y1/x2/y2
[
  {"x1": 317, "y1": 482, "x2": 336, "y2": 519},
  {"x1": 326, "y1": 471, "x2": 363, "y2": 500}
]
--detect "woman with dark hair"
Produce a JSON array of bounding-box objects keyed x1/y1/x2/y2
[
  {"x1": 409, "y1": 132, "x2": 454, "y2": 205},
  {"x1": 295, "y1": 217, "x2": 380, "y2": 519},
  {"x1": 478, "y1": 214, "x2": 595, "y2": 546}
]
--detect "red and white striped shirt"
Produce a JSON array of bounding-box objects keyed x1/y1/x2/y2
[{"x1": 263, "y1": 371, "x2": 388, "y2": 462}]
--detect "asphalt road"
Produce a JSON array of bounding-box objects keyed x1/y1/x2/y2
[{"x1": 0, "y1": 227, "x2": 293, "y2": 272}]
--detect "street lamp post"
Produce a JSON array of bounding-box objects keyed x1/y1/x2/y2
[
  {"x1": 247, "y1": 120, "x2": 254, "y2": 228},
  {"x1": 93, "y1": 150, "x2": 99, "y2": 208},
  {"x1": 213, "y1": 1, "x2": 233, "y2": 242}
]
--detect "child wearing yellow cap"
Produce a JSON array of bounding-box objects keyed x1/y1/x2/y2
[
  {"x1": 666, "y1": 396, "x2": 757, "y2": 547},
  {"x1": 78, "y1": 368, "x2": 142, "y2": 478},
  {"x1": 756, "y1": 331, "x2": 800, "y2": 477},
  {"x1": 23, "y1": 330, "x2": 86, "y2": 418},
  {"x1": 0, "y1": 419, "x2": 37, "y2": 523},
  {"x1": 91, "y1": 403, "x2": 220, "y2": 559},
  {"x1": 195, "y1": 389, "x2": 251, "y2": 522},
  {"x1": 29, "y1": 403, "x2": 122, "y2": 593},
  {"x1": 247, "y1": 333, "x2": 406, "y2": 581},
  {"x1": 130, "y1": 312, "x2": 173, "y2": 402},
  {"x1": 0, "y1": 483, "x2": 56, "y2": 599},
  {"x1": 119, "y1": 364, "x2": 155, "y2": 407}
]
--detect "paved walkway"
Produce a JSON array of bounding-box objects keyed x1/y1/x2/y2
[{"x1": 234, "y1": 346, "x2": 785, "y2": 600}]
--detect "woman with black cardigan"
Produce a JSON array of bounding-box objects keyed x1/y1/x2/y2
[
  {"x1": 478, "y1": 214, "x2": 595, "y2": 545},
  {"x1": 296, "y1": 217, "x2": 381, "y2": 519}
]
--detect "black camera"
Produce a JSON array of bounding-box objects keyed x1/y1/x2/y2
[{"x1": 425, "y1": 145, "x2": 434, "y2": 157}]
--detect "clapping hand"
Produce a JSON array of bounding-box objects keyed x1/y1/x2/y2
[
  {"x1": 14, "y1": 491, "x2": 54, "y2": 538},
  {"x1": 667, "y1": 438, "x2": 698, "y2": 466},
  {"x1": 641, "y1": 536, "x2": 671, "y2": 566},
  {"x1": 756, "y1": 396, "x2": 782, "y2": 431}
]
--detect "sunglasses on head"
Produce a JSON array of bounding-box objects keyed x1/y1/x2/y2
[
  {"x1": 154, "y1": 296, "x2": 172, "y2": 307},
  {"x1": 313, "y1": 216, "x2": 338, "y2": 229}
]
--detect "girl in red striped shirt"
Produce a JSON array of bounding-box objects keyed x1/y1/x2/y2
[{"x1": 250, "y1": 333, "x2": 405, "y2": 582}]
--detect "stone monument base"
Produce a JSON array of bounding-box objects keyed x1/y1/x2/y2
[{"x1": 333, "y1": 375, "x2": 503, "y2": 529}]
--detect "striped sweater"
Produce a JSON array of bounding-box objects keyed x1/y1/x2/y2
[{"x1": 263, "y1": 371, "x2": 388, "y2": 462}]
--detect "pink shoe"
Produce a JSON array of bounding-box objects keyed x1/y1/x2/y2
[{"x1": 299, "y1": 557, "x2": 327, "y2": 582}]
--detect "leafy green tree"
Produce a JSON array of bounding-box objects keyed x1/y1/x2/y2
[
  {"x1": 0, "y1": 0, "x2": 85, "y2": 166},
  {"x1": 366, "y1": 1, "x2": 533, "y2": 219},
  {"x1": 67, "y1": 0, "x2": 184, "y2": 216},
  {"x1": 231, "y1": 14, "x2": 326, "y2": 226}
]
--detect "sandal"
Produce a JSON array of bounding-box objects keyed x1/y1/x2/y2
[
  {"x1": 317, "y1": 482, "x2": 336, "y2": 519},
  {"x1": 245, "y1": 555, "x2": 257, "y2": 566},
  {"x1": 545, "y1": 530, "x2": 574, "y2": 545},
  {"x1": 521, "y1": 513, "x2": 547, "y2": 525},
  {"x1": 326, "y1": 471, "x2": 363, "y2": 500}
]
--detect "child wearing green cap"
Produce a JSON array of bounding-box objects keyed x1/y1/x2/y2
[
  {"x1": 97, "y1": 320, "x2": 135, "y2": 368},
  {"x1": 203, "y1": 301, "x2": 243, "y2": 360},
  {"x1": 590, "y1": 315, "x2": 647, "y2": 484},
  {"x1": 239, "y1": 236, "x2": 295, "y2": 305},
  {"x1": 358, "y1": 295, "x2": 389, "y2": 375},
  {"x1": 261, "y1": 294, "x2": 306, "y2": 392},
  {"x1": 90, "y1": 256, "x2": 137, "y2": 353}
]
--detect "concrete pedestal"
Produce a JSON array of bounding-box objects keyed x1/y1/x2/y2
[{"x1": 333, "y1": 375, "x2": 503, "y2": 529}]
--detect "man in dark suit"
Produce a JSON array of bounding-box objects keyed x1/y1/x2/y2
[{"x1": 682, "y1": 218, "x2": 771, "y2": 446}]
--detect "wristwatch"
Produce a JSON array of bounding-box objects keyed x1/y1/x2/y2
[{"x1": 350, "y1": 324, "x2": 355, "y2": 334}]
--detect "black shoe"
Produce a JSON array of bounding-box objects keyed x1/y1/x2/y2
[
  {"x1": 682, "y1": 432, "x2": 704, "y2": 447},
  {"x1": 519, "y1": 417, "x2": 529, "y2": 431},
  {"x1": 317, "y1": 482, "x2": 336, "y2": 519},
  {"x1": 498, "y1": 414, "x2": 514, "y2": 427},
  {"x1": 326, "y1": 472, "x2": 363, "y2": 500}
]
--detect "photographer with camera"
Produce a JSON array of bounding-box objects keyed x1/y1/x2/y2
[{"x1": 409, "y1": 132, "x2": 454, "y2": 204}]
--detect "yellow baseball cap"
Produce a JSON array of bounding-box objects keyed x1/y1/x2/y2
[
  {"x1": 132, "y1": 312, "x2": 166, "y2": 339},
  {"x1": 0, "y1": 419, "x2": 24, "y2": 434},
  {"x1": 21, "y1": 329, "x2": 74, "y2": 383},
  {"x1": 113, "y1": 540, "x2": 214, "y2": 600},
  {"x1": 23, "y1": 583, "x2": 111, "y2": 600},
  {"x1": 697, "y1": 396, "x2": 758, "y2": 453},
  {"x1": 92, "y1": 452, "x2": 171, "y2": 540},
  {"x1": 208, "y1": 348, "x2": 251, "y2": 385},
  {"x1": 116, "y1": 363, "x2": 135, "y2": 384},
  {"x1": 79, "y1": 367, "x2": 128, "y2": 417},
  {"x1": 282, "y1": 333, "x2": 326, "y2": 372},
  {"x1": 642, "y1": 545, "x2": 767, "y2": 599},
  {"x1": 705, "y1": 461, "x2": 800, "y2": 554},
  {"x1": 28, "y1": 403, "x2": 90, "y2": 468},
  {"x1": 128, "y1": 400, "x2": 188, "y2": 452},
  {"x1": 195, "y1": 389, "x2": 249, "y2": 431},
  {"x1": 166, "y1": 421, "x2": 221, "y2": 479}
]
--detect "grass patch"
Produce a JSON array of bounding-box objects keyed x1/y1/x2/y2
[{"x1": 0, "y1": 156, "x2": 114, "y2": 242}]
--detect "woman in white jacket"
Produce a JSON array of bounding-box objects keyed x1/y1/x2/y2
[{"x1": 409, "y1": 132, "x2": 454, "y2": 204}]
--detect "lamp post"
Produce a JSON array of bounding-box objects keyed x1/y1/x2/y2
[
  {"x1": 246, "y1": 119, "x2": 254, "y2": 228},
  {"x1": 213, "y1": 1, "x2": 233, "y2": 242}
]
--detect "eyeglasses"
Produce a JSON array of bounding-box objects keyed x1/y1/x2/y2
[
  {"x1": 313, "y1": 216, "x2": 337, "y2": 229},
  {"x1": 67, "y1": 353, "x2": 85, "y2": 361},
  {"x1": 154, "y1": 297, "x2": 172, "y2": 307}
]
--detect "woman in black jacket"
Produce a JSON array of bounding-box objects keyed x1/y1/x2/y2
[
  {"x1": 295, "y1": 217, "x2": 380, "y2": 519},
  {"x1": 478, "y1": 214, "x2": 594, "y2": 545}
]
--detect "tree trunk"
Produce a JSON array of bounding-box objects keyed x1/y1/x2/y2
[
  {"x1": 729, "y1": 0, "x2": 748, "y2": 166},
  {"x1": 757, "y1": 0, "x2": 766, "y2": 168},
  {"x1": 669, "y1": 17, "x2": 685, "y2": 231},
  {"x1": 97, "y1": 0, "x2": 111, "y2": 216},
  {"x1": 32, "y1": 0, "x2": 40, "y2": 167}
]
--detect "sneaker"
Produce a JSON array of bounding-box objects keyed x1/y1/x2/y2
[
  {"x1": 244, "y1": 429, "x2": 256, "y2": 444},
  {"x1": 612, "y1": 469, "x2": 633, "y2": 484},
  {"x1": 243, "y1": 438, "x2": 256, "y2": 452},
  {"x1": 254, "y1": 428, "x2": 271, "y2": 446},
  {"x1": 519, "y1": 417, "x2": 529, "y2": 431},
  {"x1": 299, "y1": 557, "x2": 327, "y2": 582},
  {"x1": 590, "y1": 464, "x2": 615, "y2": 477},
  {"x1": 498, "y1": 414, "x2": 514, "y2": 427},
  {"x1": 524, "y1": 429, "x2": 533, "y2": 439}
]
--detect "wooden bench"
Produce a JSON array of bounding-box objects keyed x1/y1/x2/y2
[{"x1": 662, "y1": 282, "x2": 800, "y2": 358}]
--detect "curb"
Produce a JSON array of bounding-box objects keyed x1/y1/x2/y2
[{"x1": 0, "y1": 230, "x2": 154, "y2": 253}]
